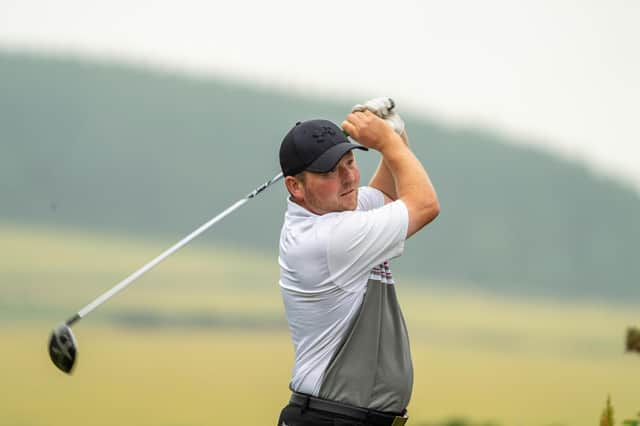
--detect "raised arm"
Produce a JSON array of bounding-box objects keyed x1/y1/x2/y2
[
  {"x1": 342, "y1": 111, "x2": 439, "y2": 238},
  {"x1": 368, "y1": 130, "x2": 410, "y2": 202}
]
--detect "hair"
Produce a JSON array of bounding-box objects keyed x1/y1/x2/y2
[{"x1": 294, "y1": 171, "x2": 306, "y2": 184}]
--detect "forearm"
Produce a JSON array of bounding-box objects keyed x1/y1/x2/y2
[
  {"x1": 369, "y1": 159, "x2": 397, "y2": 200},
  {"x1": 368, "y1": 131, "x2": 410, "y2": 200},
  {"x1": 380, "y1": 134, "x2": 439, "y2": 237}
]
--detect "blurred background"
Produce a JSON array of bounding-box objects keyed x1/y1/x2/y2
[{"x1": 1, "y1": 1, "x2": 638, "y2": 425}]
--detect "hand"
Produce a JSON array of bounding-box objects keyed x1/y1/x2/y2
[
  {"x1": 352, "y1": 97, "x2": 405, "y2": 135},
  {"x1": 341, "y1": 110, "x2": 400, "y2": 152}
]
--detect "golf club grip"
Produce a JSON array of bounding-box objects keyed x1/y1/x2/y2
[{"x1": 75, "y1": 172, "x2": 284, "y2": 320}]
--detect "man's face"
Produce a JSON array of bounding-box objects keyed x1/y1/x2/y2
[{"x1": 297, "y1": 151, "x2": 361, "y2": 215}]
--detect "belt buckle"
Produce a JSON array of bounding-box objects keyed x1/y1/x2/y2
[{"x1": 391, "y1": 414, "x2": 408, "y2": 426}]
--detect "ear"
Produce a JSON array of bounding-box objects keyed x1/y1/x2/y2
[{"x1": 285, "y1": 175, "x2": 305, "y2": 201}]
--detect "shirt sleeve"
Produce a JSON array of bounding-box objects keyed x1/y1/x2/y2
[
  {"x1": 356, "y1": 186, "x2": 385, "y2": 211},
  {"x1": 325, "y1": 199, "x2": 409, "y2": 292}
]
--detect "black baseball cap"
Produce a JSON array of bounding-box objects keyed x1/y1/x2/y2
[{"x1": 279, "y1": 119, "x2": 368, "y2": 177}]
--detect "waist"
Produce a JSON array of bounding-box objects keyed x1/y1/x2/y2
[{"x1": 289, "y1": 392, "x2": 408, "y2": 426}]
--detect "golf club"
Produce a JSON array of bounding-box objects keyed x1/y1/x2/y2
[{"x1": 48, "y1": 171, "x2": 284, "y2": 374}]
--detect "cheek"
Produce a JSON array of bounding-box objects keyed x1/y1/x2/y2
[{"x1": 316, "y1": 179, "x2": 341, "y2": 199}]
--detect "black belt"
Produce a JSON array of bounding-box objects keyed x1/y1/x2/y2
[{"x1": 289, "y1": 392, "x2": 408, "y2": 426}]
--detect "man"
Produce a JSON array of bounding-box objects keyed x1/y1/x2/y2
[{"x1": 277, "y1": 98, "x2": 440, "y2": 426}]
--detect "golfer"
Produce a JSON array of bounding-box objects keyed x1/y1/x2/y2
[{"x1": 277, "y1": 99, "x2": 439, "y2": 426}]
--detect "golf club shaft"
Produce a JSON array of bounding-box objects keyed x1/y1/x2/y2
[{"x1": 66, "y1": 172, "x2": 284, "y2": 325}]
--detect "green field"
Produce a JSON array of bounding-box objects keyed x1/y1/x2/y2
[{"x1": 1, "y1": 223, "x2": 638, "y2": 425}]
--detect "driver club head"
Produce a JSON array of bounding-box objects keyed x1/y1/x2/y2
[{"x1": 48, "y1": 323, "x2": 78, "y2": 374}]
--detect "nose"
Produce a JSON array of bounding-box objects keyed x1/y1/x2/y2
[{"x1": 339, "y1": 164, "x2": 356, "y2": 183}]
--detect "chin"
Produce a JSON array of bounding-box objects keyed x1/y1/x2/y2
[{"x1": 342, "y1": 196, "x2": 358, "y2": 211}]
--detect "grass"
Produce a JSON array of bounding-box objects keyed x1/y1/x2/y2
[
  {"x1": 1, "y1": 222, "x2": 638, "y2": 425},
  {"x1": 2, "y1": 326, "x2": 292, "y2": 426}
]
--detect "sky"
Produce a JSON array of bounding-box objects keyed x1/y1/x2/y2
[{"x1": 1, "y1": 0, "x2": 639, "y2": 190}]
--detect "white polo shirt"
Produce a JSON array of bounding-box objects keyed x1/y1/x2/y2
[{"x1": 278, "y1": 186, "x2": 409, "y2": 398}]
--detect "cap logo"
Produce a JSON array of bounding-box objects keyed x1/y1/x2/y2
[{"x1": 311, "y1": 126, "x2": 337, "y2": 143}]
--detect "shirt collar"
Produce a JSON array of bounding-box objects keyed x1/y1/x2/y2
[{"x1": 286, "y1": 196, "x2": 318, "y2": 219}]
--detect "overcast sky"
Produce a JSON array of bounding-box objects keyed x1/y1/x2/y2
[{"x1": 1, "y1": 0, "x2": 639, "y2": 190}]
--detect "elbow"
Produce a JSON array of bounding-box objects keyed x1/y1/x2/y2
[
  {"x1": 401, "y1": 189, "x2": 440, "y2": 237},
  {"x1": 404, "y1": 196, "x2": 440, "y2": 238},
  {"x1": 424, "y1": 196, "x2": 440, "y2": 224},
  {"x1": 431, "y1": 199, "x2": 441, "y2": 221},
  {"x1": 413, "y1": 194, "x2": 440, "y2": 227}
]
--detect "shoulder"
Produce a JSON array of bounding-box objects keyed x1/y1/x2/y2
[
  {"x1": 323, "y1": 200, "x2": 409, "y2": 289},
  {"x1": 357, "y1": 186, "x2": 385, "y2": 210},
  {"x1": 326, "y1": 200, "x2": 408, "y2": 241}
]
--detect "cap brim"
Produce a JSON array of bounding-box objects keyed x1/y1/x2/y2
[{"x1": 305, "y1": 143, "x2": 368, "y2": 173}]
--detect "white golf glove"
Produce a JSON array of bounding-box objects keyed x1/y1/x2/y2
[{"x1": 351, "y1": 97, "x2": 405, "y2": 135}]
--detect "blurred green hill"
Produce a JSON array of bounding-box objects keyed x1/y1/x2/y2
[{"x1": 2, "y1": 51, "x2": 639, "y2": 303}]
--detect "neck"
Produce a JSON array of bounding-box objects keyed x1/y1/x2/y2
[{"x1": 290, "y1": 196, "x2": 323, "y2": 215}]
